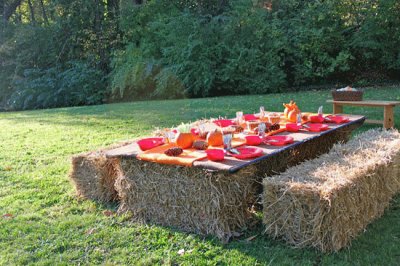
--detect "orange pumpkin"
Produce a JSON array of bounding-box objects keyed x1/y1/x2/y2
[
  {"x1": 287, "y1": 109, "x2": 298, "y2": 122},
  {"x1": 207, "y1": 130, "x2": 223, "y2": 146},
  {"x1": 175, "y1": 132, "x2": 194, "y2": 149},
  {"x1": 283, "y1": 101, "x2": 301, "y2": 122}
]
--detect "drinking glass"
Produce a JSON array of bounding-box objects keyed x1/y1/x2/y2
[
  {"x1": 258, "y1": 122, "x2": 266, "y2": 138},
  {"x1": 259, "y1": 106, "x2": 265, "y2": 119},
  {"x1": 223, "y1": 133, "x2": 233, "y2": 150},
  {"x1": 165, "y1": 130, "x2": 175, "y2": 143}
]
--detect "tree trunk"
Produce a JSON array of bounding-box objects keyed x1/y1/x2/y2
[
  {"x1": 27, "y1": 0, "x2": 36, "y2": 24},
  {"x1": 94, "y1": 0, "x2": 107, "y2": 71},
  {"x1": 107, "y1": 0, "x2": 119, "y2": 19},
  {"x1": 39, "y1": 0, "x2": 48, "y2": 24}
]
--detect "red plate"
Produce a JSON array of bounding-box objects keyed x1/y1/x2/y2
[
  {"x1": 230, "y1": 146, "x2": 263, "y2": 159},
  {"x1": 137, "y1": 137, "x2": 165, "y2": 151},
  {"x1": 324, "y1": 115, "x2": 349, "y2": 124},
  {"x1": 264, "y1": 135, "x2": 294, "y2": 146},
  {"x1": 213, "y1": 119, "x2": 235, "y2": 127},
  {"x1": 306, "y1": 123, "x2": 329, "y2": 132},
  {"x1": 243, "y1": 114, "x2": 258, "y2": 121}
]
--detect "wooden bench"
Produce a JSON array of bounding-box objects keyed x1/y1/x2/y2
[{"x1": 326, "y1": 100, "x2": 400, "y2": 129}]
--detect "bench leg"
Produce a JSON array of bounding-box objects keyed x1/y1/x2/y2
[
  {"x1": 384, "y1": 106, "x2": 394, "y2": 129},
  {"x1": 333, "y1": 104, "x2": 343, "y2": 114}
]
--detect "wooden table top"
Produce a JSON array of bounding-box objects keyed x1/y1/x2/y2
[
  {"x1": 105, "y1": 115, "x2": 365, "y2": 173},
  {"x1": 327, "y1": 100, "x2": 400, "y2": 106}
]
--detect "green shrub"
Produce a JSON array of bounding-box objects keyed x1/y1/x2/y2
[{"x1": 8, "y1": 61, "x2": 106, "y2": 110}]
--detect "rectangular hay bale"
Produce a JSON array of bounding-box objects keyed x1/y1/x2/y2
[
  {"x1": 262, "y1": 129, "x2": 400, "y2": 252},
  {"x1": 115, "y1": 159, "x2": 259, "y2": 241},
  {"x1": 69, "y1": 152, "x2": 121, "y2": 203}
]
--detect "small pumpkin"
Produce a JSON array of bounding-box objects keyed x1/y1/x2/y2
[
  {"x1": 175, "y1": 132, "x2": 194, "y2": 149},
  {"x1": 207, "y1": 130, "x2": 223, "y2": 146},
  {"x1": 283, "y1": 100, "x2": 301, "y2": 122},
  {"x1": 287, "y1": 109, "x2": 298, "y2": 122}
]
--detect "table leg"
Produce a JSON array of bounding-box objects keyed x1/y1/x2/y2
[
  {"x1": 333, "y1": 104, "x2": 343, "y2": 114},
  {"x1": 384, "y1": 106, "x2": 394, "y2": 129}
]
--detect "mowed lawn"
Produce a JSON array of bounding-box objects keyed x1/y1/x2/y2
[{"x1": 0, "y1": 87, "x2": 399, "y2": 265}]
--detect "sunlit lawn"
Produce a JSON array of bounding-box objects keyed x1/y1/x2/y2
[{"x1": 0, "y1": 86, "x2": 399, "y2": 265}]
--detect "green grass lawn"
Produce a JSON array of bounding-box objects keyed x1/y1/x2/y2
[{"x1": 1, "y1": 87, "x2": 399, "y2": 265}]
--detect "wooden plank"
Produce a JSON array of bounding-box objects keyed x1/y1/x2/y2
[
  {"x1": 105, "y1": 143, "x2": 140, "y2": 158},
  {"x1": 327, "y1": 100, "x2": 400, "y2": 107},
  {"x1": 365, "y1": 119, "x2": 383, "y2": 125},
  {"x1": 333, "y1": 103, "x2": 343, "y2": 114},
  {"x1": 384, "y1": 105, "x2": 395, "y2": 129}
]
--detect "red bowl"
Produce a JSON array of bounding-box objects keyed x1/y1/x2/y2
[
  {"x1": 137, "y1": 137, "x2": 164, "y2": 151},
  {"x1": 205, "y1": 149, "x2": 225, "y2": 161},
  {"x1": 310, "y1": 115, "x2": 325, "y2": 123},
  {"x1": 213, "y1": 119, "x2": 235, "y2": 127},
  {"x1": 286, "y1": 123, "x2": 302, "y2": 132},
  {"x1": 245, "y1": 135, "x2": 263, "y2": 146}
]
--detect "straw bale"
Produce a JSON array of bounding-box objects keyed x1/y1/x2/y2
[
  {"x1": 115, "y1": 159, "x2": 259, "y2": 241},
  {"x1": 70, "y1": 152, "x2": 121, "y2": 202},
  {"x1": 262, "y1": 129, "x2": 400, "y2": 252}
]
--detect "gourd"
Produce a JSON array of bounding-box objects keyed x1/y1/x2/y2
[
  {"x1": 175, "y1": 133, "x2": 193, "y2": 149},
  {"x1": 175, "y1": 122, "x2": 194, "y2": 149},
  {"x1": 283, "y1": 101, "x2": 301, "y2": 123},
  {"x1": 207, "y1": 130, "x2": 224, "y2": 146}
]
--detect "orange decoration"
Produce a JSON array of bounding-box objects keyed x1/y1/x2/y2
[
  {"x1": 175, "y1": 132, "x2": 194, "y2": 149},
  {"x1": 207, "y1": 130, "x2": 223, "y2": 146},
  {"x1": 283, "y1": 100, "x2": 301, "y2": 122}
]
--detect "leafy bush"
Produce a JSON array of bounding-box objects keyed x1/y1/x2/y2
[
  {"x1": 8, "y1": 62, "x2": 106, "y2": 110},
  {"x1": 114, "y1": 0, "x2": 400, "y2": 100}
]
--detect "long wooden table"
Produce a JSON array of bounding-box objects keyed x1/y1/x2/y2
[{"x1": 106, "y1": 115, "x2": 365, "y2": 173}]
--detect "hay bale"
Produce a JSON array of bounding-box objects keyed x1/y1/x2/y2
[
  {"x1": 70, "y1": 152, "x2": 121, "y2": 203},
  {"x1": 262, "y1": 129, "x2": 400, "y2": 252},
  {"x1": 115, "y1": 160, "x2": 259, "y2": 240}
]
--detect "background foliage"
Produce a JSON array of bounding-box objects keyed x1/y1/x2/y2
[{"x1": 1, "y1": 0, "x2": 399, "y2": 110}]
